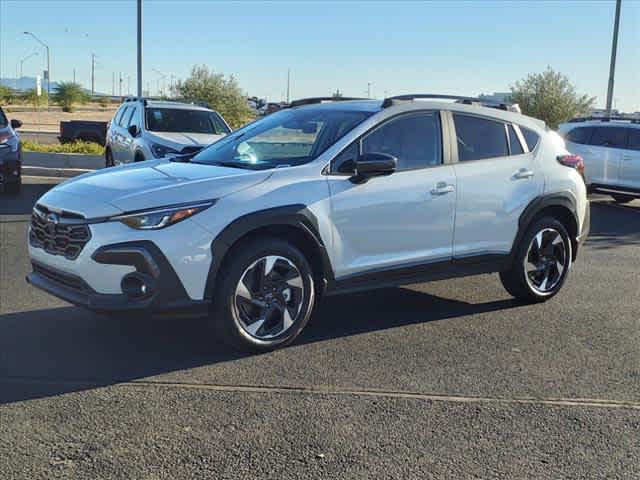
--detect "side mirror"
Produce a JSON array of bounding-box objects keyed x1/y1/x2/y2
[
  {"x1": 10, "y1": 119, "x2": 22, "y2": 130},
  {"x1": 128, "y1": 124, "x2": 139, "y2": 137},
  {"x1": 351, "y1": 152, "x2": 397, "y2": 183}
]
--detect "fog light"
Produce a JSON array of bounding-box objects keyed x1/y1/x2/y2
[{"x1": 121, "y1": 273, "x2": 154, "y2": 298}]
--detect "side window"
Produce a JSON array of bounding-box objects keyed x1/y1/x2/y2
[
  {"x1": 125, "y1": 106, "x2": 138, "y2": 128},
  {"x1": 565, "y1": 126, "x2": 594, "y2": 145},
  {"x1": 627, "y1": 129, "x2": 640, "y2": 151},
  {"x1": 521, "y1": 127, "x2": 540, "y2": 151},
  {"x1": 117, "y1": 106, "x2": 130, "y2": 127},
  {"x1": 589, "y1": 127, "x2": 628, "y2": 149},
  {"x1": 508, "y1": 125, "x2": 525, "y2": 155},
  {"x1": 453, "y1": 114, "x2": 508, "y2": 161},
  {"x1": 361, "y1": 112, "x2": 442, "y2": 170},
  {"x1": 114, "y1": 106, "x2": 126, "y2": 126},
  {"x1": 333, "y1": 143, "x2": 359, "y2": 174}
]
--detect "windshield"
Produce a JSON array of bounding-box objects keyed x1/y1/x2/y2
[
  {"x1": 191, "y1": 107, "x2": 372, "y2": 169},
  {"x1": 145, "y1": 108, "x2": 230, "y2": 134}
]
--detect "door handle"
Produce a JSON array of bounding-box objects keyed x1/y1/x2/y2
[
  {"x1": 513, "y1": 168, "x2": 534, "y2": 180},
  {"x1": 430, "y1": 182, "x2": 455, "y2": 196}
]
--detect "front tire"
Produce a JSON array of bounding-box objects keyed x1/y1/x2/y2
[
  {"x1": 210, "y1": 237, "x2": 316, "y2": 352},
  {"x1": 500, "y1": 216, "x2": 571, "y2": 303},
  {"x1": 611, "y1": 193, "x2": 635, "y2": 204}
]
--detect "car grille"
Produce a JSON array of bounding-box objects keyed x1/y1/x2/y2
[
  {"x1": 32, "y1": 262, "x2": 89, "y2": 294},
  {"x1": 29, "y1": 205, "x2": 91, "y2": 260}
]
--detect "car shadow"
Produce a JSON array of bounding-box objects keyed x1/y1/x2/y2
[{"x1": 0, "y1": 288, "x2": 520, "y2": 404}]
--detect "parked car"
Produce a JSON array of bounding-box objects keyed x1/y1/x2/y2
[
  {"x1": 104, "y1": 98, "x2": 231, "y2": 167},
  {"x1": 26, "y1": 94, "x2": 589, "y2": 352},
  {"x1": 558, "y1": 117, "x2": 640, "y2": 203},
  {"x1": 0, "y1": 106, "x2": 23, "y2": 194},
  {"x1": 59, "y1": 120, "x2": 108, "y2": 145}
]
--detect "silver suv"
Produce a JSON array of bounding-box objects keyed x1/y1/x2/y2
[
  {"x1": 105, "y1": 98, "x2": 231, "y2": 167},
  {"x1": 558, "y1": 117, "x2": 640, "y2": 203}
]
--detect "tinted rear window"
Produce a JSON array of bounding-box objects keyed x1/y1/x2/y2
[
  {"x1": 589, "y1": 127, "x2": 628, "y2": 148},
  {"x1": 453, "y1": 114, "x2": 508, "y2": 161},
  {"x1": 628, "y1": 129, "x2": 640, "y2": 151},
  {"x1": 508, "y1": 125, "x2": 524, "y2": 155},
  {"x1": 565, "y1": 126, "x2": 594, "y2": 145},
  {"x1": 521, "y1": 127, "x2": 540, "y2": 151},
  {"x1": 0, "y1": 108, "x2": 8, "y2": 128}
]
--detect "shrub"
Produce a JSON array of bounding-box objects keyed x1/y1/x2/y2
[
  {"x1": 21, "y1": 88, "x2": 48, "y2": 108},
  {"x1": 22, "y1": 139, "x2": 104, "y2": 155},
  {"x1": 52, "y1": 82, "x2": 90, "y2": 113}
]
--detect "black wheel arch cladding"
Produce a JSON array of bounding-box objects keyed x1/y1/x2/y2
[{"x1": 204, "y1": 205, "x2": 335, "y2": 300}]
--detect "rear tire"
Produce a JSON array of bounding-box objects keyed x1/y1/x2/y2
[
  {"x1": 134, "y1": 152, "x2": 145, "y2": 162},
  {"x1": 611, "y1": 193, "x2": 635, "y2": 204},
  {"x1": 500, "y1": 216, "x2": 571, "y2": 303},
  {"x1": 210, "y1": 237, "x2": 316, "y2": 352},
  {"x1": 105, "y1": 149, "x2": 114, "y2": 168}
]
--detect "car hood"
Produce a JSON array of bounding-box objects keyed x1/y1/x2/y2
[
  {"x1": 149, "y1": 131, "x2": 226, "y2": 148},
  {"x1": 36, "y1": 160, "x2": 272, "y2": 218}
]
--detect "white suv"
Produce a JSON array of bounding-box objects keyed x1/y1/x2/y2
[
  {"x1": 27, "y1": 95, "x2": 590, "y2": 351},
  {"x1": 105, "y1": 98, "x2": 231, "y2": 166},
  {"x1": 558, "y1": 117, "x2": 640, "y2": 203}
]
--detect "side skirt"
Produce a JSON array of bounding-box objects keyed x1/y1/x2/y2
[{"x1": 328, "y1": 254, "x2": 511, "y2": 296}]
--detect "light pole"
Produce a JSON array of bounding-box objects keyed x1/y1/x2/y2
[
  {"x1": 18, "y1": 51, "x2": 39, "y2": 91},
  {"x1": 24, "y1": 31, "x2": 50, "y2": 110},
  {"x1": 606, "y1": 0, "x2": 622, "y2": 116},
  {"x1": 137, "y1": 0, "x2": 143, "y2": 97}
]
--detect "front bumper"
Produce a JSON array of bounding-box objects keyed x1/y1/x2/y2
[
  {"x1": 27, "y1": 239, "x2": 209, "y2": 313},
  {"x1": 0, "y1": 149, "x2": 21, "y2": 187}
]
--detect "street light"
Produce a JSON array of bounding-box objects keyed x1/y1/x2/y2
[
  {"x1": 152, "y1": 68, "x2": 166, "y2": 97},
  {"x1": 23, "y1": 31, "x2": 50, "y2": 110},
  {"x1": 17, "y1": 51, "x2": 39, "y2": 91}
]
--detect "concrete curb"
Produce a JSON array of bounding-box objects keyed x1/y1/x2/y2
[
  {"x1": 22, "y1": 151, "x2": 103, "y2": 170},
  {"x1": 22, "y1": 166, "x2": 93, "y2": 178}
]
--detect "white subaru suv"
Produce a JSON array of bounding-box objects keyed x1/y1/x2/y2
[
  {"x1": 27, "y1": 95, "x2": 590, "y2": 351},
  {"x1": 105, "y1": 98, "x2": 231, "y2": 167},
  {"x1": 558, "y1": 117, "x2": 640, "y2": 203}
]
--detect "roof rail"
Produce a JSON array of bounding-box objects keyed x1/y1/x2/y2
[
  {"x1": 124, "y1": 96, "x2": 148, "y2": 106},
  {"x1": 381, "y1": 93, "x2": 520, "y2": 113},
  {"x1": 568, "y1": 116, "x2": 640, "y2": 124},
  {"x1": 288, "y1": 96, "x2": 368, "y2": 108}
]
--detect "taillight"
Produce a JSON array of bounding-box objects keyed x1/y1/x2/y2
[{"x1": 557, "y1": 154, "x2": 585, "y2": 177}]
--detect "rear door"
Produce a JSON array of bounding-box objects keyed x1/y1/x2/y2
[
  {"x1": 585, "y1": 126, "x2": 628, "y2": 187},
  {"x1": 450, "y1": 113, "x2": 544, "y2": 257},
  {"x1": 619, "y1": 127, "x2": 640, "y2": 190}
]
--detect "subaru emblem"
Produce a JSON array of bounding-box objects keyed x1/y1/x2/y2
[{"x1": 46, "y1": 213, "x2": 59, "y2": 225}]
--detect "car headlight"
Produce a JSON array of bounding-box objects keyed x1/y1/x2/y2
[
  {"x1": 111, "y1": 201, "x2": 215, "y2": 230},
  {"x1": 0, "y1": 132, "x2": 17, "y2": 152},
  {"x1": 150, "y1": 142, "x2": 180, "y2": 159}
]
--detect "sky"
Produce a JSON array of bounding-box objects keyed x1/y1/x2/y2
[{"x1": 0, "y1": 0, "x2": 638, "y2": 111}]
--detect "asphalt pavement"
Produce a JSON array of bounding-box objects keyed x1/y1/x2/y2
[{"x1": 1, "y1": 177, "x2": 639, "y2": 479}]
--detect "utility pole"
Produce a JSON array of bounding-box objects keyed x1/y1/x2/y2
[
  {"x1": 24, "y1": 31, "x2": 51, "y2": 110},
  {"x1": 112, "y1": 72, "x2": 115, "y2": 96},
  {"x1": 127, "y1": 75, "x2": 131, "y2": 95},
  {"x1": 73, "y1": 68, "x2": 76, "y2": 83},
  {"x1": 286, "y1": 68, "x2": 290, "y2": 103},
  {"x1": 119, "y1": 72, "x2": 123, "y2": 97},
  {"x1": 606, "y1": 0, "x2": 622, "y2": 116},
  {"x1": 137, "y1": 0, "x2": 143, "y2": 97},
  {"x1": 367, "y1": 82, "x2": 371, "y2": 99},
  {"x1": 91, "y1": 53, "x2": 96, "y2": 95}
]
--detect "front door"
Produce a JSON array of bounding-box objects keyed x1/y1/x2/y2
[{"x1": 327, "y1": 111, "x2": 456, "y2": 280}]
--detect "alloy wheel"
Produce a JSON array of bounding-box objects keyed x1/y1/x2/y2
[
  {"x1": 524, "y1": 227, "x2": 568, "y2": 294},
  {"x1": 233, "y1": 255, "x2": 305, "y2": 340}
]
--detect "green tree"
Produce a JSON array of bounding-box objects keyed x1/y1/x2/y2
[
  {"x1": 21, "y1": 88, "x2": 48, "y2": 108},
  {"x1": 332, "y1": 89, "x2": 343, "y2": 99},
  {"x1": 174, "y1": 65, "x2": 253, "y2": 129},
  {"x1": 0, "y1": 85, "x2": 17, "y2": 104},
  {"x1": 510, "y1": 67, "x2": 595, "y2": 129},
  {"x1": 52, "y1": 81, "x2": 90, "y2": 112}
]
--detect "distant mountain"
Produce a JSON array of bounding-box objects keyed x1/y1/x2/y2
[{"x1": 0, "y1": 77, "x2": 107, "y2": 96}]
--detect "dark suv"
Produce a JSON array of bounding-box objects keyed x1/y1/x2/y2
[{"x1": 0, "y1": 106, "x2": 23, "y2": 194}]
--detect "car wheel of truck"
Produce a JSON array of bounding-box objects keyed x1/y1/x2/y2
[
  {"x1": 210, "y1": 236, "x2": 316, "y2": 352},
  {"x1": 611, "y1": 193, "x2": 635, "y2": 204},
  {"x1": 105, "y1": 149, "x2": 114, "y2": 167},
  {"x1": 500, "y1": 216, "x2": 571, "y2": 303}
]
